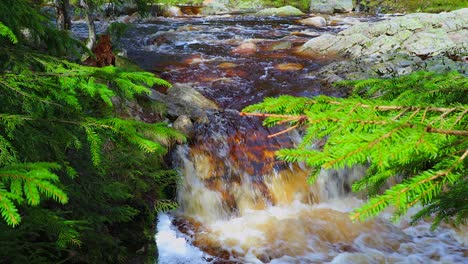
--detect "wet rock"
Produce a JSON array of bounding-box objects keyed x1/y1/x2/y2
[
  {"x1": 162, "y1": 6, "x2": 183, "y2": 17},
  {"x1": 255, "y1": 5, "x2": 304, "y2": 17},
  {"x1": 267, "y1": 41, "x2": 293, "y2": 51},
  {"x1": 310, "y1": 0, "x2": 353, "y2": 14},
  {"x1": 168, "y1": 83, "x2": 219, "y2": 110},
  {"x1": 217, "y1": 62, "x2": 237, "y2": 69},
  {"x1": 274, "y1": 63, "x2": 303, "y2": 71},
  {"x1": 173, "y1": 115, "x2": 194, "y2": 138},
  {"x1": 232, "y1": 42, "x2": 257, "y2": 55},
  {"x1": 299, "y1": 16, "x2": 327, "y2": 27},
  {"x1": 148, "y1": 83, "x2": 219, "y2": 123}
]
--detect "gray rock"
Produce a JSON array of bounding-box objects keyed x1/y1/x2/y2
[
  {"x1": 299, "y1": 16, "x2": 327, "y2": 27},
  {"x1": 167, "y1": 83, "x2": 219, "y2": 110},
  {"x1": 362, "y1": 35, "x2": 400, "y2": 56},
  {"x1": 201, "y1": 0, "x2": 231, "y2": 15},
  {"x1": 299, "y1": 34, "x2": 338, "y2": 54},
  {"x1": 402, "y1": 31, "x2": 455, "y2": 56},
  {"x1": 255, "y1": 5, "x2": 304, "y2": 17},
  {"x1": 267, "y1": 41, "x2": 293, "y2": 51},
  {"x1": 148, "y1": 83, "x2": 219, "y2": 123},
  {"x1": 173, "y1": 115, "x2": 194, "y2": 138},
  {"x1": 300, "y1": 8, "x2": 468, "y2": 58},
  {"x1": 310, "y1": 0, "x2": 353, "y2": 14}
]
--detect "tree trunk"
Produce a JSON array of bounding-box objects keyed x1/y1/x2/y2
[
  {"x1": 79, "y1": 0, "x2": 96, "y2": 50},
  {"x1": 54, "y1": 0, "x2": 71, "y2": 30}
]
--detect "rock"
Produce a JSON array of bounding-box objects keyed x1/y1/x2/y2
[
  {"x1": 255, "y1": 5, "x2": 304, "y2": 17},
  {"x1": 402, "y1": 31, "x2": 455, "y2": 57},
  {"x1": 299, "y1": 34, "x2": 338, "y2": 54},
  {"x1": 168, "y1": 83, "x2": 219, "y2": 110},
  {"x1": 274, "y1": 63, "x2": 303, "y2": 71},
  {"x1": 201, "y1": 0, "x2": 231, "y2": 15},
  {"x1": 232, "y1": 42, "x2": 257, "y2": 55},
  {"x1": 300, "y1": 8, "x2": 468, "y2": 58},
  {"x1": 162, "y1": 6, "x2": 183, "y2": 17},
  {"x1": 267, "y1": 41, "x2": 293, "y2": 51},
  {"x1": 148, "y1": 83, "x2": 219, "y2": 123},
  {"x1": 173, "y1": 115, "x2": 194, "y2": 138},
  {"x1": 362, "y1": 35, "x2": 400, "y2": 56},
  {"x1": 217, "y1": 62, "x2": 237, "y2": 69},
  {"x1": 447, "y1": 30, "x2": 468, "y2": 55},
  {"x1": 310, "y1": 0, "x2": 353, "y2": 14},
  {"x1": 299, "y1": 16, "x2": 327, "y2": 27}
]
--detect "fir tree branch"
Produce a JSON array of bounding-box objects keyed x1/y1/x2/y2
[
  {"x1": 267, "y1": 123, "x2": 300, "y2": 138},
  {"x1": 323, "y1": 124, "x2": 410, "y2": 169}
]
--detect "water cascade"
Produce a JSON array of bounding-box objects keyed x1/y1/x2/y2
[{"x1": 115, "y1": 15, "x2": 467, "y2": 263}]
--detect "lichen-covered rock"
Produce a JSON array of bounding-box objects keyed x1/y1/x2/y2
[
  {"x1": 309, "y1": 0, "x2": 353, "y2": 14},
  {"x1": 299, "y1": 34, "x2": 338, "y2": 54},
  {"x1": 255, "y1": 5, "x2": 304, "y2": 17},
  {"x1": 362, "y1": 35, "x2": 400, "y2": 56},
  {"x1": 300, "y1": 8, "x2": 468, "y2": 58},
  {"x1": 402, "y1": 31, "x2": 455, "y2": 56}
]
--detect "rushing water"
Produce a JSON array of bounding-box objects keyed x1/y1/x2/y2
[{"x1": 115, "y1": 15, "x2": 468, "y2": 263}]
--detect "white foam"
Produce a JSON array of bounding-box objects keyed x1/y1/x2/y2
[{"x1": 156, "y1": 213, "x2": 210, "y2": 264}]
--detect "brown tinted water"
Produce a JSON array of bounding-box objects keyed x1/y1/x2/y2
[{"x1": 118, "y1": 15, "x2": 467, "y2": 264}]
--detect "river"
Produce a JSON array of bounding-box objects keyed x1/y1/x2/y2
[{"x1": 114, "y1": 15, "x2": 468, "y2": 263}]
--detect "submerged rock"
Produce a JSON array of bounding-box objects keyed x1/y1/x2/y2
[
  {"x1": 274, "y1": 63, "x2": 304, "y2": 71},
  {"x1": 255, "y1": 5, "x2": 304, "y2": 17}
]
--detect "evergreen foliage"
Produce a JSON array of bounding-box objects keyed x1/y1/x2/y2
[
  {"x1": 0, "y1": 1, "x2": 184, "y2": 262},
  {"x1": 242, "y1": 71, "x2": 467, "y2": 228}
]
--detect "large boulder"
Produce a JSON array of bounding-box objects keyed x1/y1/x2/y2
[
  {"x1": 300, "y1": 8, "x2": 468, "y2": 58},
  {"x1": 167, "y1": 83, "x2": 219, "y2": 110},
  {"x1": 255, "y1": 5, "x2": 304, "y2": 17},
  {"x1": 148, "y1": 83, "x2": 219, "y2": 123},
  {"x1": 310, "y1": 0, "x2": 353, "y2": 14}
]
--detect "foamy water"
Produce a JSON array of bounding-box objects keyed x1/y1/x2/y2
[{"x1": 157, "y1": 199, "x2": 467, "y2": 264}]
